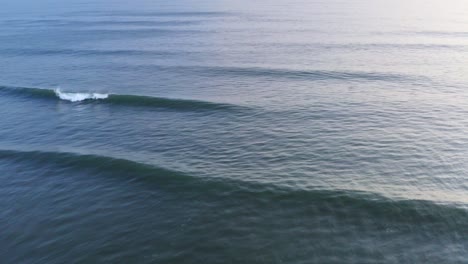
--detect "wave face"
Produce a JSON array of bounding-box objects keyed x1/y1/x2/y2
[
  {"x1": 0, "y1": 86, "x2": 241, "y2": 111},
  {"x1": 1, "y1": 148, "x2": 467, "y2": 226}
]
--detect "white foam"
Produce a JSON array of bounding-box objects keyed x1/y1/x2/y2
[{"x1": 54, "y1": 89, "x2": 108, "y2": 102}]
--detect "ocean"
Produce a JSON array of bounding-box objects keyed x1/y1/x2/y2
[{"x1": 1, "y1": 0, "x2": 467, "y2": 263}]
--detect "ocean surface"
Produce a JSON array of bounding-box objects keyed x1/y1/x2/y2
[{"x1": 1, "y1": 0, "x2": 468, "y2": 263}]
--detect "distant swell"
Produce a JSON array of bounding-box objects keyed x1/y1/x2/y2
[
  {"x1": 113, "y1": 65, "x2": 430, "y2": 83},
  {"x1": 1, "y1": 148, "x2": 467, "y2": 230},
  {"x1": 0, "y1": 48, "x2": 183, "y2": 57},
  {"x1": 69, "y1": 11, "x2": 232, "y2": 17},
  {"x1": 3, "y1": 19, "x2": 202, "y2": 27},
  {"x1": 0, "y1": 86, "x2": 241, "y2": 111},
  {"x1": 194, "y1": 66, "x2": 429, "y2": 83}
]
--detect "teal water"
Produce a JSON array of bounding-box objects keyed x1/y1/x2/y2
[{"x1": 1, "y1": 0, "x2": 468, "y2": 263}]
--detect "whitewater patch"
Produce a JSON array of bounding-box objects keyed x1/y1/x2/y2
[{"x1": 54, "y1": 88, "x2": 108, "y2": 102}]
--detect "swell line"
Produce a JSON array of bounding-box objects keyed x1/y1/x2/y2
[
  {"x1": 197, "y1": 66, "x2": 428, "y2": 82},
  {"x1": 1, "y1": 148, "x2": 467, "y2": 229},
  {"x1": 3, "y1": 19, "x2": 202, "y2": 27},
  {"x1": 121, "y1": 65, "x2": 430, "y2": 83},
  {"x1": 0, "y1": 48, "x2": 184, "y2": 57},
  {"x1": 0, "y1": 149, "x2": 190, "y2": 182},
  {"x1": 67, "y1": 11, "x2": 232, "y2": 17},
  {"x1": 0, "y1": 86, "x2": 243, "y2": 111}
]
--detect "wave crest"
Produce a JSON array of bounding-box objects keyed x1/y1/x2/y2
[{"x1": 54, "y1": 89, "x2": 109, "y2": 102}]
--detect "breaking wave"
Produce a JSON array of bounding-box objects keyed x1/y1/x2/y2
[
  {"x1": 0, "y1": 85, "x2": 243, "y2": 111},
  {"x1": 54, "y1": 89, "x2": 108, "y2": 102}
]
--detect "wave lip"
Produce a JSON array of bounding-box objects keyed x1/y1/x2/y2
[{"x1": 54, "y1": 89, "x2": 108, "y2": 102}]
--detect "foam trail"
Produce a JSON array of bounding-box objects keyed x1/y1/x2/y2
[{"x1": 54, "y1": 88, "x2": 108, "y2": 102}]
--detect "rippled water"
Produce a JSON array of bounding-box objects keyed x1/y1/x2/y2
[{"x1": 1, "y1": 0, "x2": 468, "y2": 263}]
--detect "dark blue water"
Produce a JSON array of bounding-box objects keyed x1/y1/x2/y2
[{"x1": 1, "y1": 0, "x2": 468, "y2": 263}]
